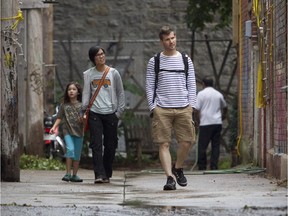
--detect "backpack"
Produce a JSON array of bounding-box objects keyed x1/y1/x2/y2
[{"x1": 153, "y1": 52, "x2": 189, "y2": 103}]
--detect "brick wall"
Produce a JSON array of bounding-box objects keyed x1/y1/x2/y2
[
  {"x1": 238, "y1": 0, "x2": 287, "y2": 179},
  {"x1": 273, "y1": 0, "x2": 287, "y2": 154}
]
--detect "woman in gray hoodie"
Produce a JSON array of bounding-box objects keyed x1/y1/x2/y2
[{"x1": 82, "y1": 46, "x2": 125, "y2": 183}]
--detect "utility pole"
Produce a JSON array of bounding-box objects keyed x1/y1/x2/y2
[
  {"x1": 18, "y1": 0, "x2": 49, "y2": 156},
  {"x1": 43, "y1": 4, "x2": 55, "y2": 115},
  {"x1": 1, "y1": 0, "x2": 21, "y2": 181},
  {"x1": 22, "y1": 2, "x2": 44, "y2": 155}
]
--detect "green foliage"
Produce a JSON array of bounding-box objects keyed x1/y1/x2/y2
[
  {"x1": 186, "y1": 0, "x2": 232, "y2": 31},
  {"x1": 121, "y1": 109, "x2": 144, "y2": 125},
  {"x1": 218, "y1": 156, "x2": 232, "y2": 169},
  {"x1": 123, "y1": 80, "x2": 144, "y2": 97},
  {"x1": 20, "y1": 154, "x2": 65, "y2": 170}
]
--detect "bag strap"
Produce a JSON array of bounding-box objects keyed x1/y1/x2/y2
[
  {"x1": 153, "y1": 53, "x2": 160, "y2": 103},
  {"x1": 85, "y1": 66, "x2": 110, "y2": 114},
  {"x1": 181, "y1": 52, "x2": 189, "y2": 89}
]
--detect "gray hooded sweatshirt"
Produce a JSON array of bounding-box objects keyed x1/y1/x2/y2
[{"x1": 82, "y1": 66, "x2": 125, "y2": 117}]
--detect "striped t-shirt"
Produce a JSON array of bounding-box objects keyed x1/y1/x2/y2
[{"x1": 146, "y1": 51, "x2": 197, "y2": 111}]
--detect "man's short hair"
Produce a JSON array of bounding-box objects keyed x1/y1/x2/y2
[
  {"x1": 202, "y1": 77, "x2": 214, "y2": 87},
  {"x1": 159, "y1": 25, "x2": 175, "y2": 40}
]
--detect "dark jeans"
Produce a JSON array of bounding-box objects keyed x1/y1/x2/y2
[
  {"x1": 197, "y1": 124, "x2": 222, "y2": 170},
  {"x1": 88, "y1": 111, "x2": 119, "y2": 179}
]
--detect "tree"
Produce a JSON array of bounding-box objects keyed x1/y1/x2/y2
[
  {"x1": 1, "y1": 0, "x2": 21, "y2": 181},
  {"x1": 186, "y1": 0, "x2": 236, "y2": 159},
  {"x1": 186, "y1": 0, "x2": 232, "y2": 31}
]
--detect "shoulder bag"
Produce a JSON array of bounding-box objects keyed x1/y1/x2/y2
[{"x1": 84, "y1": 66, "x2": 110, "y2": 132}]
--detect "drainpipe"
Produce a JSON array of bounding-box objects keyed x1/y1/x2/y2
[{"x1": 236, "y1": 0, "x2": 243, "y2": 156}]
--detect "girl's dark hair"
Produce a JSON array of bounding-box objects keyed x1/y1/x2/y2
[
  {"x1": 88, "y1": 45, "x2": 105, "y2": 65},
  {"x1": 64, "y1": 81, "x2": 83, "y2": 103}
]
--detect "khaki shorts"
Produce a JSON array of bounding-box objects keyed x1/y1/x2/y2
[{"x1": 151, "y1": 106, "x2": 196, "y2": 144}]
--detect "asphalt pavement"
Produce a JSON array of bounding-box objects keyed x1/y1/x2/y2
[{"x1": 1, "y1": 168, "x2": 287, "y2": 216}]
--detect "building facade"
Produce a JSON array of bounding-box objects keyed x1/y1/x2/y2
[{"x1": 234, "y1": 0, "x2": 287, "y2": 179}]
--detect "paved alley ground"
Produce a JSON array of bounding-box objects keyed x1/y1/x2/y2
[{"x1": 1, "y1": 168, "x2": 287, "y2": 215}]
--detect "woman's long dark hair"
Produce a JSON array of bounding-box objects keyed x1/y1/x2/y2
[{"x1": 63, "y1": 81, "x2": 83, "y2": 103}]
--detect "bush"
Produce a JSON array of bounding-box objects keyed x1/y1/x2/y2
[
  {"x1": 218, "y1": 156, "x2": 232, "y2": 170},
  {"x1": 20, "y1": 154, "x2": 65, "y2": 170}
]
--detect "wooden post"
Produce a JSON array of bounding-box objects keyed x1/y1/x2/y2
[
  {"x1": 17, "y1": 14, "x2": 27, "y2": 154},
  {"x1": 1, "y1": 0, "x2": 21, "y2": 181},
  {"x1": 19, "y1": 0, "x2": 49, "y2": 156},
  {"x1": 43, "y1": 5, "x2": 55, "y2": 115},
  {"x1": 25, "y1": 8, "x2": 44, "y2": 155}
]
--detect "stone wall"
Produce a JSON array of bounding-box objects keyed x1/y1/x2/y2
[
  {"x1": 53, "y1": 0, "x2": 237, "y2": 109},
  {"x1": 53, "y1": 0, "x2": 237, "y2": 158}
]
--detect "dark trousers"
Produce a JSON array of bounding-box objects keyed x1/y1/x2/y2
[
  {"x1": 89, "y1": 111, "x2": 119, "y2": 179},
  {"x1": 197, "y1": 124, "x2": 222, "y2": 170}
]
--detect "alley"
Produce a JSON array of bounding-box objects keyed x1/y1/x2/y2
[{"x1": 1, "y1": 168, "x2": 287, "y2": 215}]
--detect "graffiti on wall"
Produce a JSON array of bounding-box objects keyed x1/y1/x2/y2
[{"x1": 30, "y1": 68, "x2": 43, "y2": 95}]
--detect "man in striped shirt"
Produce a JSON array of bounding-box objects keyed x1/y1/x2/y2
[{"x1": 146, "y1": 25, "x2": 197, "y2": 190}]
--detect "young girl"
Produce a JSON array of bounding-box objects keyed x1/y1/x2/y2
[{"x1": 50, "y1": 81, "x2": 84, "y2": 182}]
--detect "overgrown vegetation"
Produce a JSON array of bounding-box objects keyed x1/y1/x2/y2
[
  {"x1": 186, "y1": 0, "x2": 232, "y2": 31},
  {"x1": 20, "y1": 154, "x2": 65, "y2": 170},
  {"x1": 218, "y1": 156, "x2": 232, "y2": 169}
]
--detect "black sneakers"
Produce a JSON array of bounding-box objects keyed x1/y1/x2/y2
[
  {"x1": 163, "y1": 176, "x2": 176, "y2": 190},
  {"x1": 172, "y1": 164, "x2": 187, "y2": 187}
]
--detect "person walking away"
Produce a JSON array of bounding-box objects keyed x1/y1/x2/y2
[
  {"x1": 146, "y1": 25, "x2": 197, "y2": 190},
  {"x1": 82, "y1": 46, "x2": 125, "y2": 184},
  {"x1": 50, "y1": 81, "x2": 84, "y2": 182},
  {"x1": 194, "y1": 77, "x2": 228, "y2": 170}
]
